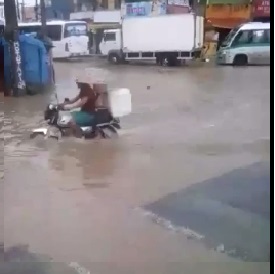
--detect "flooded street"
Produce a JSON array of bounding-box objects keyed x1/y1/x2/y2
[{"x1": 2, "y1": 60, "x2": 270, "y2": 273}]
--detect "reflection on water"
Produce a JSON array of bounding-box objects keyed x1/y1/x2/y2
[{"x1": 48, "y1": 139, "x2": 127, "y2": 185}]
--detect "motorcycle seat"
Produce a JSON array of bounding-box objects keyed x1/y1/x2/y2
[{"x1": 95, "y1": 108, "x2": 113, "y2": 125}]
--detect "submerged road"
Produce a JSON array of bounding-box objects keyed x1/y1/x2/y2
[{"x1": 1, "y1": 60, "x2": 270, "y2": 274}]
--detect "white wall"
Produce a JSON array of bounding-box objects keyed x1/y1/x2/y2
[
  {"x1": 0, "y1": 6, "x2": 4, "y2": 22},
  {"x1": 93, "y1": 10, "x2": 121, "y2": 23},
  {"x1": 70, "y1": 9, "x2": 121, "y2": 24},
  {"x1": 70, "y1": 11, "x2": 94, "y2": 20}
]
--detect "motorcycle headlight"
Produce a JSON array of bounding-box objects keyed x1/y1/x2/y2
[{"x1": 48, "y1": 104, "x2": 55, "y2": 110}]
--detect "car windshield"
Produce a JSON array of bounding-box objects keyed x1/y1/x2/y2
[
  {"x1": 221, "y1": 27, "x2": 239, "y2": 47},
  {"x1": 64, "y1": 23, "x2": 88, "y2": 38}
]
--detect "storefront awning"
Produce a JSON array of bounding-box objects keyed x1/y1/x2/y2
[{"x1": 206, "y1": 18, "x2": 249, "y2": 29}]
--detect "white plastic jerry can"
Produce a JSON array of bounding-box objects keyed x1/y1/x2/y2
[{"x1": 108, "y1": 88, "x2": 132, "y2": 118}]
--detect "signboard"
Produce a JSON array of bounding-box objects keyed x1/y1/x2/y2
[
  {"x1": 252, "y1": 0, "x2": 270, "y2": 17},
  {"x1": 167, "y1": 5, "x2": 190, "y2": 14},
  {"x1": 167, "y1": 0, "x2": 189, "y2": 6},
  {"x1": 206, "y1": 4, "x2": 251, "y2": 20},
  {"x1": 167, "y1": 0, "x2": 190, "y2": 14},
  {"x1": 122, "y1": 1, "x2": 167, "y2": 17}
]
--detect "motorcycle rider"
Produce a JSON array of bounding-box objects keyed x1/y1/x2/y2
[{"x1": 58, "y1": 80, "x2": 98, "y2": 137}]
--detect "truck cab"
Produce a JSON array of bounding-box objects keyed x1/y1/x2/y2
[{"x1": 99, "y1": 29, "x2": 121, "y2": 56}]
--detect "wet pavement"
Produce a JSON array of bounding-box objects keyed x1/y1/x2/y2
[
  {"x1": 1, "y1": 60, "x2": 270, "y2": 273},
  {"x1": 145, "y1": 161, "x2": 270, "y2": 261}
]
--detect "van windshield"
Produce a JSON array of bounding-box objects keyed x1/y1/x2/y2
[
  {"x1": 64, "y1": 23, "x2": 88, "y2": 38},
  {"x1": 221, "y1": 27, "x2": 239, "y2": 47}
]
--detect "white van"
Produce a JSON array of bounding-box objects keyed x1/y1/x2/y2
[
  {"x1": 19, "y1": 20, "x2": 90, "y2": 59},
  {"x1": 217, "y1": 22, "x2": 270, "y2": 66}
]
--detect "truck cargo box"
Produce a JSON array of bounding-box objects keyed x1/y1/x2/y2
[{"x1": 122, "y1": 14, "x2": 204, "y2": 53}]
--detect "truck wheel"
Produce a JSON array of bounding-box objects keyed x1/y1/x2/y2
[
  {"x1": 169, "y1": 56, "x2": 178, "y2": 67},
  {"x1": 108, "y1": 53, "x2": 120, "y2": 64},
  {"x1": 233, "y1": 55, "x2": 248, "y2": 66},
  {"x1": 159, "y1": 55, "x2": 177, "y2": 67}
]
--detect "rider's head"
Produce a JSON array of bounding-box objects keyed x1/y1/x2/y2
[
  {"x1": 75, "y1": 74, "x2": 95, "y2": 97},
  {"x1": 76, "y1": 81, "x2": 94, "y2": 97}
]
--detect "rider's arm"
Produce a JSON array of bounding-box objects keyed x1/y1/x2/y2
[
  {"x1": 66, "y1": 94, "x2": 80, "y2": 105},
  {"x1": 63, "y1": 97, "x2": 88, "y2": 111}
]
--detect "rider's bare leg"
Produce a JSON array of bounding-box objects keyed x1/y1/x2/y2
[{"x1": 68, "y1": 121, "x2": 83, "y2": 138}]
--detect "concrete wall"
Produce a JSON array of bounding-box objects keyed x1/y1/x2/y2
[{"x1": 0, "y1": 5, "x2": 3, "y2": 21}]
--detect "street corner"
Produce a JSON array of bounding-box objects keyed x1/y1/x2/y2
[{"x1": 143, "y1": 161, "x2": 270, "y2": 262}]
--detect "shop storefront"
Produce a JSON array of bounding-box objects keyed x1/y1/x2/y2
[
  {"x1": 206, "y1": 2, "x2": 251, "y2": 29},
  {"x1": 205, "y1": 2, "x2": 251, "y2": 49}
]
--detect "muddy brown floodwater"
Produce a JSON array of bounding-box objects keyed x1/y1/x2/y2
[{"x1": 1, "y1": 60, "x2": 270, "y2": 274}]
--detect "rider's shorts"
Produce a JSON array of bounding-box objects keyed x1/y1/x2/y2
[{"x1": 71, "y1": 111, "x2": 95, "y2": 127}]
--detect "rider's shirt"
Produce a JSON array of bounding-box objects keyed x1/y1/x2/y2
[{"x1": 79, "y1": 85, "x2": 98, "y2": 113}]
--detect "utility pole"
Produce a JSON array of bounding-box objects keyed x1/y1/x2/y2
[
  {"x1": 21, "y1": 0, "x2": 26, "y2": 22},
  {"x1": 16, "y1": 0, "x2": 20, "y2": 21},
  {"x1": 4, "y1": 0, "x2": 26, "y2": 96},
  {"x1": 40, "y1": 0, "x2": 47, "y2": 36},
  {"x1": 35, "y1": 0, "x2": 39, "y2": 21}
]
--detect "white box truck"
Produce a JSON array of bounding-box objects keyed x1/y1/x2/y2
[{"x1": 99, "y1": 14, "x2": 204, "y2": 66}]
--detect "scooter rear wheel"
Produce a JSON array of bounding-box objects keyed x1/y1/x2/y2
[{"x1": 99, "y1": 127, "x2": 118, "y2": 139}]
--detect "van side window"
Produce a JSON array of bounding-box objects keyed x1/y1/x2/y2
[
  {"x1": 19, "y1": 26, "x2": 40, "y2": 35},
  {"x1": 47, "y1": 25, "x2": 62, "y2": 41},
  {"x1": 104, "y1": 33, "x2": 116, "y2": 42},
  {"x1": 252, "y1": 30, "x2": 266, "y2": 44},
  {"x1": 265, "y1": 29, "x2": 270, "y2": 43}
]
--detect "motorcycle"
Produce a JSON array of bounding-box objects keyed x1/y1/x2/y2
[{"x1": 30, "y1": 101, "x2": 121, "y2": 140}]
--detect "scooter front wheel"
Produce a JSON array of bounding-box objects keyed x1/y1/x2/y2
[
  {"x1": 48, "y1": 130, "x2": 62, "y2": 140},
  {"x1": 30, "y1": 127, "x2": 49, "y2": 139},
  {"x1": 30, "y1": 132, "x2": 46, "y2": 139}
]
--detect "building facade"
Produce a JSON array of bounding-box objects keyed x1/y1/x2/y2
[
  {"x1": 51, "y1": 0, "x2": 75, "y2": 19},
  {"x1": 205, "y1": 0, "x2": 252, "y2": 29},
  {"x1": 51, "y1": 0, "x2": 121, "y2": 19},
  {"x1": 122, "y1": 0, "x2": 192, "y2": 16}
]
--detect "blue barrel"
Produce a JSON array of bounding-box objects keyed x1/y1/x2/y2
[{"x1": 2, "y1": 34, "x2": 55, "y2": 95}]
